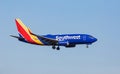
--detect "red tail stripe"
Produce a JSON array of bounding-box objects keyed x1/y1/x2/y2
[{"x1": 15, "y1": 20, "x2": 36, "y2": 43}]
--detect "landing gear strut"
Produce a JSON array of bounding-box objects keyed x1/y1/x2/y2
[
  {"x1": 86, "y1": 44, "x2": 89, "y2": 48},
  {"x1": 52, "y1": 45, "x2": 56, "y2": 49}
]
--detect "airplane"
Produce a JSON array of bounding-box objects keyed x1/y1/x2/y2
[{"x1": 10, "y1": 18, "x2": 97, "y2": 50}]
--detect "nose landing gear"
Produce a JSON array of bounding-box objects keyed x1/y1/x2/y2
[{"x1": 86, "y1": 44, "x2": 89, "y2": 48}]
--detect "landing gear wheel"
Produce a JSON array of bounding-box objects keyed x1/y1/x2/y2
[
  {"x1": 56, "y1": 47, "x2": 60, "y2": 50},
  {"x1": 52, "y1": 46, "x2": 56, "y2": 49}
]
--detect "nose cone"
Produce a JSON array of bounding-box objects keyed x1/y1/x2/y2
[
  {"x1": 88, "y1": 35, "x2": 98, "y2": 43},
  {"x1": 93, "y1": 38, "x2": 97, "y2": 42}
]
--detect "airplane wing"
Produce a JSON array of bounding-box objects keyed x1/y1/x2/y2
[{"x1": 31, "y1": 33, "x2": 58, "y2": 45}]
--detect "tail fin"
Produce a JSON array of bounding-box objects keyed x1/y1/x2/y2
[{"x1": 15, "y1": 18, "x2": 43, "y2": 44}]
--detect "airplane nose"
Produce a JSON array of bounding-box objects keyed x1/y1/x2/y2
[{"x1": 94, "y1": 38, "x2": 97, "y2": 42}]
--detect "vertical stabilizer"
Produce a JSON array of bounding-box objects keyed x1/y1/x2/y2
[{"x1": 15, "y1": 18, "x2": 43, "y2": 44}]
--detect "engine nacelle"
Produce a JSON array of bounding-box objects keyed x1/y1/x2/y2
[
  {"x1": 65, "y1": 44, "x2": 76, "y2": 47},
  {"x1": 58, "y1": 41, "x2": 76, "y2": 47}
]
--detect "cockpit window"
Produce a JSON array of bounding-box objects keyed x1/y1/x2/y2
[{"x1": 89, "y1": 36, "x2": 94, "y2": 39}]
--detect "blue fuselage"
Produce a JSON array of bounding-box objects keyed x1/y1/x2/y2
[{"x1": 40, "y1": 34, "x2": 97, "y2": 46}]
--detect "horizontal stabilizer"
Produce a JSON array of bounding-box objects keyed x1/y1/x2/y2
[{"x1": 10, "y1": 35, "x2": 24, "y2": 40}]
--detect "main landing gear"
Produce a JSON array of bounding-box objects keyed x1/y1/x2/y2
[{"x1": 52, "y1": 45, "x2": 60, "y2": 50}]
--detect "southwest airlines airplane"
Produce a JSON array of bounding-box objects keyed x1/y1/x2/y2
[{"x1": 10, "y1": 18, "x2": 97, "y2": 50}]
